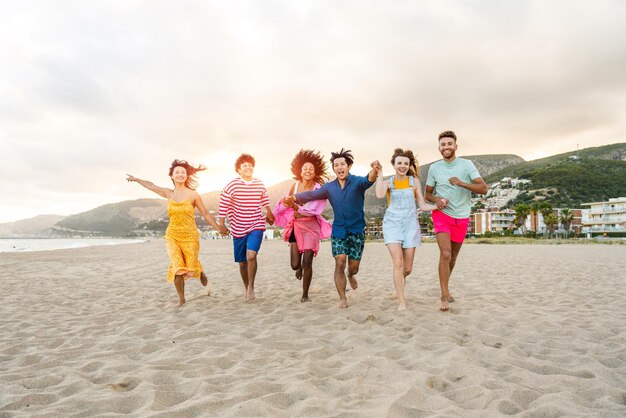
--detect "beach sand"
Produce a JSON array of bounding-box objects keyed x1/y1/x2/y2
[{"x1": 1, "y1": 239, "x2": 625, "y2": 417}]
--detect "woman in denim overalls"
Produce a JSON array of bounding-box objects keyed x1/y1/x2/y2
[{"x1": 375, "y1": 149, "x2": 439, "y2": 310}]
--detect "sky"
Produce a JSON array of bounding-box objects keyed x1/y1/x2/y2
[{"x1": 2, "y1": 0, "x2": 626, "y2": 223}]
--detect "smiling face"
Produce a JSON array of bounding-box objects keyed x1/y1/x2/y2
[
  {"x1": 393, "y1": 156, "x2": 411, "y2": 177},
  {"x1": 301, "y1": 162, "x2": 315, "y2": 182},
  {"x1": 332, "y1": 157, "x2": 351, "y2": 181},
  {"x1": 237, "y1": 161, "x2": 254, "y2": 181},
  {"x1": 170, "y1": 166, "x2": 188, "y2": 185},
  {"x1": 438, "y1": 136, "x2": 458, "y2": 161}
]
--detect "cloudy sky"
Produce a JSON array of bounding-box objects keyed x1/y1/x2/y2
[{"x1": 2, "y1": 0, "x2": 625, "y2": 222}]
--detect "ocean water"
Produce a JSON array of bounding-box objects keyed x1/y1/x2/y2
[{"x1": 0, "y1": 238, "x2": 147, "y2": 253}]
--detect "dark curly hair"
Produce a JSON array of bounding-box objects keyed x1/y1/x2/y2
[
  {"x1": 235, "y1": 153, "x2": 255, "y2": 172},
  {"x1": 438, "y1": 130, "x2": 457, "y2": 142},
  {"x1": 168, "y1": 159, "x2": 206, "y2": 190},
  {"x1": 390, "y1": 148, "x2": 420, "y2": 178},
  {"x1": 290, "y1": 149, "x2": 328, "y2": 184},
  {"x1": 330, "y1": 148, "x2": 354, "y2": 166}
]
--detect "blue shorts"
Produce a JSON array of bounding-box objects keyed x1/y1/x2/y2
[
  {"x1": 233, "y1": 229, "x2": 264, "y2": 263},
  {"x1": 331, "y1": 233, "x2": 365, "y2": 261}
]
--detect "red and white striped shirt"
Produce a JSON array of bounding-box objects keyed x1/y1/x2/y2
[{"x1": 219, "y1": 177, "x2": 270, "y2": 238}]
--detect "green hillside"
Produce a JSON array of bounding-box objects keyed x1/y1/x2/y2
[
  {"x1": 486, "y1": 143, "x2": 626, "y2": 181},
  {"x1": 486, "y1": 143, "x2": 626, "y2": 208}
]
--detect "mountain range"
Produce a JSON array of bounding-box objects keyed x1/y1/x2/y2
[{"x1": 2, "y1": 143, "x2": 624, "y2": 237}]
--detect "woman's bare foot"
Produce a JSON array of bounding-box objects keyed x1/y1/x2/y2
[
  {"x1": 398, "y1": 303, "x2": 407, "y2": 311},
  {"x1": 301, "y1": 296, "x2": 310, "y2": 303},
  {"x1": 177, "y1": 298, "x2": 186, "y2": 307},
  {"x1": 200, "y1": 272, "x2": 208, "y2": 287},
  {"x1": 295, "y1": 268, "x2": 303, "y2": 280},
  {"x1": 338, "y1": 298, "x2": 348, "y2": 308},
  {"x1": 246, "y1": 289, "x2": 256, "y2": 300},
  {"x1": 439, "y1": 296, "x2": 449, "y2": 311}
]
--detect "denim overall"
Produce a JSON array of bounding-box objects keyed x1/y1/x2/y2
[{"x1": 382, "y1": 176, "x2": 421, "y2": 248}]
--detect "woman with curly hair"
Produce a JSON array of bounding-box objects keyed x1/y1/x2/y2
[
  {"x1": 273, "y1": 150, "x2": 332, "y2": 302},
  {"x1": 375, "y1": 149, "x2": 438, "y2": 311},
  {"x1": 127, "y1": 160, "x2": 228, "y2": 306}
]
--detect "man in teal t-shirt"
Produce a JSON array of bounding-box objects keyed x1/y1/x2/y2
[{"x1": 425, "y1": 131, "x2": 488, "y2": 312}]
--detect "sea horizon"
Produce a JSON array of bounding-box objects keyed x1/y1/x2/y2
[{"x1": 0, "y1": 237, "x2": 148, "y2": 253}]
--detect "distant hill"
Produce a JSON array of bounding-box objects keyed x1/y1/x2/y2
[
  {"x1": 485, "y1": 143, "x2": 626, "y2": 180},
  {"x1": 54, "y1": 199, "x2": 167, "y2": 236},
  {"x1": 0, "y1": 215, "x2": 67, "y2": 237},
  {"x1": 487, "y1": 143, "x2": 626, "y2": 208}
]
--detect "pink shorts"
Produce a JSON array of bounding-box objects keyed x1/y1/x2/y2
[{"x1": 432, "y1": 210, "x2": 470, "y2": 243}]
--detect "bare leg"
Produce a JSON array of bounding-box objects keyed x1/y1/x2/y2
[
  {"x1": 402, "y1": 247, "x2": 415, "y2": 280},
  {"x1": 301, "y1": 250, "x2": 314, "y2": 302},
  {"x1": 387, "y1": 244, "x2": 407, "y2": 310},
  {"x1": 290, "y1": 243, "x2": 303, "y2": 280},
  {"x1": 436, "y1": 232, "x2": 452, "y2": 311},
  {"x1": 174, "y1": 274, "x2": 185, "y2": 306},
  {"x1": 246, "y1": 250, "x2": 258, "y2": 300},
  {"x1": 238, "y1": 261, "x2": 249, "y2": 298},
  {"x1": 347, "y1": 259, "x2": 360, "y2": 290},
  {"x1": 334, "y1": 255, "x2": 348, "y2": 308},
  {"x1": 447, "y1": 242, "x2": 463, "y2": 302}
]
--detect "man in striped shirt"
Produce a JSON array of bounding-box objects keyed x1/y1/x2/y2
[{"x1": 219, "y1": 154, "x2": 275, "y2": 300}]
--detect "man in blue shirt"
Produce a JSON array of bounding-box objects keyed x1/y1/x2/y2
[{"x1": 284, "y1": 149, "x2": 380, "y2": 308}]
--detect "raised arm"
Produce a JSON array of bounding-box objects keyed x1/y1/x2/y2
[
  {"x1": 193, "y1": 192, "x2": 229, "y2": 235},
  {"x1": 368, "y1": 160, "x2": 381, "y2": 183},
  {"x1": 126, "y1": 174, "x2": 171, "y2": 199},
  {"x1": 373, "y1": 163, "x2": 388, "y2": 198}
]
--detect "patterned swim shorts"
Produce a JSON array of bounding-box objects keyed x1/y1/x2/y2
[{"x1": 331, "y1": 232, "x2": 365, "y2": 260}]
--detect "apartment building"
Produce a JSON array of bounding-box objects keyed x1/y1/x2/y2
[{"x1": 581, "y1": 197, "x2": 626, "y2": 235}]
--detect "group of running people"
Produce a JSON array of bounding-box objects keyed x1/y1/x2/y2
[{"x1": 126, "y1": 130, "x2": 488, "y2": 311}]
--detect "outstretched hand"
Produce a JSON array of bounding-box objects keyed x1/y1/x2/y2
[{"x1": 126, "y1": 174, "x2": 138, "y2": 182}]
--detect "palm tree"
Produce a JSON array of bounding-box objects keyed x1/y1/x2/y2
[
  {"x1": 513, "y1": 203, "x2": 530, "y2": 235},
  {"x1": 539, "y1": 202, "x2": 553, "y2": 238},
  {"x1": 529, "y1": 202, "x2": 541, "y2": 233},
  {"x1": 559, "y1": 208, "x2": 574, "y2": 238},
  {"x1": 544, "y1": 213, "x2": 559, "y2": 239}
]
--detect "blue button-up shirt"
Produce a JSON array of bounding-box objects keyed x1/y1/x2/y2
[{"x1": 294, "y1": 174, "x2": 374, "y2": 239}]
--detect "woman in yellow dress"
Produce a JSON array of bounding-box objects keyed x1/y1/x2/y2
[{"x1": 127, "y1": 160, "x2": 228, "y2": 306}]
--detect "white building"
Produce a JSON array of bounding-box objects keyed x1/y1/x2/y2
[
  {"x1": 581, "y1": 197, "x2": 626, "y2": 235},
  {"x1": 472, "y1": 210, "x2": 516, "y2": 234}
]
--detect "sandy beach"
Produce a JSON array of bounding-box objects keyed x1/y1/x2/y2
[{"x1": 1, "y1": 239, "x2": 625, "y2": 417}]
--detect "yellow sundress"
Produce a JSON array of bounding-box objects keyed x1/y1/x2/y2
[{"x1": 164, "y1": 199, "x2": 203, "y2": 283}]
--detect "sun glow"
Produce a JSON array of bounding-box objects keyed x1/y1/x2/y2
[{"x1": 195, "y1": 151, "x2": 290, "y2": 193}]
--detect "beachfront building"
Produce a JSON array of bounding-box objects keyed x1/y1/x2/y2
[
  {"x1": 365, "y1": 218, "x2": 383, "y2": 239},
  {"x1": 524, "y1": 208, "x2": 586, "y2": 236},
  {"x1": 472, "y1": 210, "x2": 516, "y2": 234},
  {"x1": 581, "y1": 197, "x2": 626, "y2": 236}
]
